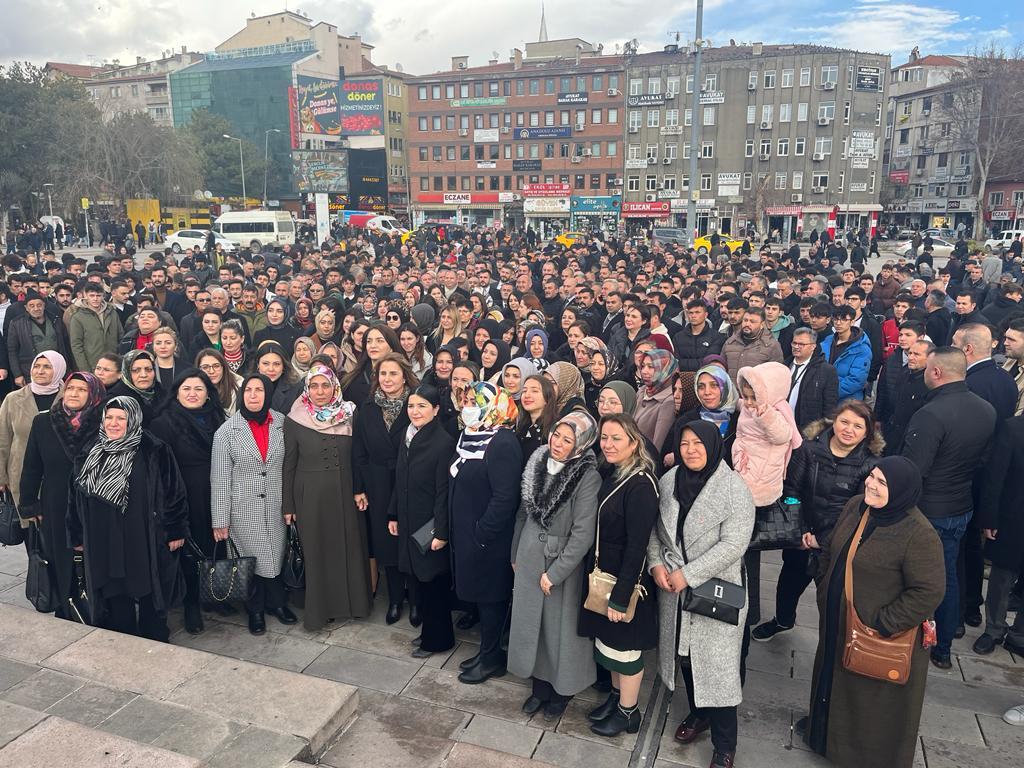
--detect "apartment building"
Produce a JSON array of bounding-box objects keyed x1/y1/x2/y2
[{"x1": 625, "y1": 43, "x2": 889, "y2": 238}]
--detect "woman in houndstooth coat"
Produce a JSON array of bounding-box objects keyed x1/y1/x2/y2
[{"x1": 211, "y1": 374, "x2": 296, "y2": 635}]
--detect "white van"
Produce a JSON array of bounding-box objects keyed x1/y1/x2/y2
[
  {"x1": 213, "y1": 211, "x2": 296, "y2": 249},
  {"x1": 984, "y1": 229, "x2": 1024, "y2": 254},
  {"x1": 366, "y1": 215, "x2": 406, "y2": 235}
]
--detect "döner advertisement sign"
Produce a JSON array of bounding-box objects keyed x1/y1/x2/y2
[{"x1": 339, "y1": 78, "x2": 384, "y2": 136}]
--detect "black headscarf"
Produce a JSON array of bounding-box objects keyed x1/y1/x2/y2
[
  {"x1": 481, "y1": 339, "x2": 512, "y2": 381},
  {"x1": 867, "y1": 456, "x2": 922, "y2": 522},
  {"x1": 674, "y1": 420, "x2": 726, "y2": 538},
  {"x1": 167, "y1": 367, "x2": 226, "y2": 438},
  {"x1": 238, "y1": 373, "x2": 273, "y2": 425}
]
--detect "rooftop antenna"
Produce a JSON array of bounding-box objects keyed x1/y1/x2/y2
[{"x1": 539, "y1": 1, "x2": 549, "y2": 42}]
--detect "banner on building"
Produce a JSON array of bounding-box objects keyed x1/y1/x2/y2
[
  {"x1": 339, "y1": 78, "x2": 384, "y2": 136},
  {"x1": 292, "y1": 150, "x2": 349, "y2": 193},
  {"x1": 296, "y1": 77, "x2": 342, "y2": 136},
  {"x1": 523, "y1": 183, "x2": 571, "y2": 197},
  {"x1": 889, "y1": 169, "x2": 910, "y2": 185},
  {"x1": 288, "y1": 87, "x2": 300, "y2": 149},
  {"x1": 315, "y1": 193, "x2": 330, "y2": 244}
]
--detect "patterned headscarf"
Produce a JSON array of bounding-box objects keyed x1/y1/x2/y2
[
  {"x1": 545, "y1": 361, "x2": 585, "y2": 412},
  {"x1": 552, "y1": 410, "x2": 598, "y2": 461},
  {"x1": 577, "y1": 336, "x2": 608, "y2": 359},
  {"x1": 694, "y1": 363, "x2": 738, "y2": 417},
  {"x1": 76, "y1": 396, "x2": 144, "y2": 512},
  {"x1": 452, "y1": 382, "x2": 518, "y2": 477},
  {"x1": 120, "y1": 349, "x2": 158, "y2": 403},
  {"x1": 289, "y1": 364, "x2": 356, "y2": 435},
  {"x1": 642, "y1": 349, "x2": 678, "y2": 395},
  {"x1": 51, "y1": 372, "x2": 106, "y2": 460}
]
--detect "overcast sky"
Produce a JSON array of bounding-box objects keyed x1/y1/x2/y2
[{"x1": 2, "y1": 0, "x2": 1020, "y2": 75}]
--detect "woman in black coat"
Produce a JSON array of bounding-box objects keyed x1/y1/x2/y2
[
  {"x1": 578, "y1": 412, "x2": 659, "y2": 738},
  {"x1": 352, "y1": 352, "x2": 416, "y2": 624},
  {"x1": 149, "y1": 369, "x2": 225, "y2": 635},
  {"x1": 388, "y1": 385, "x2": 456, "y2": 658},
  {"x1": 105, "y1": 349, "x2": 164, "y2": 424},
  {"x1": 448, "y1": 382, "x2": 522, "y2": 685},
  {"x1": 19, "y1": 372, "x2": 106, "y2": 620}
]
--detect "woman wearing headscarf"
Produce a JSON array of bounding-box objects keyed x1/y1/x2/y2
[
  {"x1": 389, "y1": 385, "x2": 457, "y2": 658},
  {"x1": 805, "y1": 457, "x2": 944, "y2": 768},
  {"x1": 0, "y1": 351, "x2": 66, "y2": 516},
  {"x1": 354, "y1": 352, "x2": 419, "y2": 622},
  {"x1": 479, "y1": 339, "x2": 511, "y2": 383},
  {"x1": 284, "y1": 364, "x2": 370, "y2": 631},
  {"x1": 469, "y1": 318, "x2": 502, "y2": 365},
  {"x1": 510, "y1": 411, "x2": 601, "y2": 720},
  {"x1": 575, "y1": 335, "x2": 608, "y2": 377},
  {"x1": 288, "y1": 297, "x2": 315, "y2": 335},
  {"x1": 594, "y1": 381, "x2": 661, "y2": 476},
  {"x1": 149, "y1": 369, "x2": 226, "y2": 635},
  {"x1": 291, "y1": 336, "x2": 317, "y2": 379},
  {"x1": 584, "y1": 347, "x2": 624, "y2": 414},
  {"x1": 211, "y1": 374, "x2": 294, "y2": 635},
  {"x1": 20, "y1": 371, "x2": 104, "y2": 619},
  {"x1": 524, "y1": 327, "x2": 551, "y2": 371},
  {"x1": 69, "y1": 396, "x2": 189, "y2": 641},
  {"x1": 106, "y1": 349, "x2": 163, "y2": 422},
  {"x1": 254, "y1": 298, "x2": 299, "y2": 351},
  {"x1": 449, "y1": 382, "x2": 522, "y2": 685},
  {"x1": 544, "y1": 361, "x2": 587, "y2": 418},
  {"x1": 648, "y1": 421, "x2": 756, "y2": 768},
  {"x1": 633, "y1": 348, "x2": 678, "y2": 451},
  {"x1": 500, "y1": 357, "x2": 537, "y2": 400},
  {"x1": 662, "y1": 364, "x2": 739, "y2": 470},
  {"x1": 306, "y1": 307, "x2": 341, "y2": 351}
]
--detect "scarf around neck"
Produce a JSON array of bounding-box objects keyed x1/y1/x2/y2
[
  {"x1": 76, "y1": 396, "x2": 144, "y2": 512},
  {"x1": 521, "y1": 446, "x2": 597, "y2": 530},
  {"x1": 374, "y1": 386, "x2": 408, "y2": 430}
]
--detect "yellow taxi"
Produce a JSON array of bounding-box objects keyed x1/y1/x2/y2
[
  {"x1": 554, "y1": 231, "x2": 586, "y2": 248},
  {"x1": 693, "y1": 234, "x2": 747, "y2": 255}
]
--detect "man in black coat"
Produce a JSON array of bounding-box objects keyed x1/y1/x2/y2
[
  {"x1": 879, "y1": 335, "x2": 931, "y2": 454},
  {"x1": 787, "y1": 327, "x2": 839, "y2": 430},
  {"x1": 672, "y1": 299, "x2": 725, "y2": 371},
  {"x1": 6, "y1": 292, "x2": 73, "y2": 385},
  {"x1": 954, "y1": 323, "x2": 1018, "y2": 421},
  {"x1": 981, "y1": 282, "x2": 1024, "y2": 332},
  {"x1": 924, "y1": 290, "x2": 952, "y2": 346},
  {"x1": 902, "y1": 347, "x2": 997, "y2": 668},
  {"x1": 946, "y1": 290, "x2": 987, "y2": 345}
]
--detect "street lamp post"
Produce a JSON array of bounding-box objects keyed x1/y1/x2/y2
[
  {"x1": 42, "y1": 183, "x2": 54, "y2": 219},
  {"x1": 223, "y1": 134, "x2": 246, "y2": 207},
  {"x1": 263, "y1": 129, "x2": 281, "y2": 208}
]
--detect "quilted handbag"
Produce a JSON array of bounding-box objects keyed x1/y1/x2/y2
[
  {"x1": 679, "y1": 535, "x2": 746, "y2": 625},
  {"x1": 25, "y1": 524, "x2": 58, "y2": 613},
  {"x1": 195, "y1": 538, "x2": 255, "y2": 604},
  {"x1": 748, "y1": 497, "x2": 803, "y2": 551},
  {"x1": 0, "y1": 490, "x2": 24, "y2": 547},
  {"x1": 281, "y1": 523, "x2": 305, "y2": 591}
]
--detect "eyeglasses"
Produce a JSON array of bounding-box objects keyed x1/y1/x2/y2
[{"x1": 199, "y1": 363, "x2": 222, "y2": 372}]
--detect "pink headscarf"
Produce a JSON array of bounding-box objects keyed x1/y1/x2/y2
[{"x1": 29, "y1": 351, "x2": 67, "y2": 396}]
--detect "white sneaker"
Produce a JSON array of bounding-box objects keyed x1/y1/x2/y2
[{"x1": 1004, "y1": 705, "x2": 1024, "y2": 726}]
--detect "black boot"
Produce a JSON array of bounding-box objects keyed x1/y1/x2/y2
[
  {"x1": 409, "y1": 604, "x2": 422, "y2": 628},
  {"x1": 587, "y1": 689, "x2": 620, "y2": 722},
  {"x1": 590, "y1": 704, "x2": 641, "y2": 737},
  {"x1": 184, "y1": 603, "x2": 204, "y2": 635},
  {"x1": 386, "y1": 603, "x2": 402, "y2": 625},
  {"x1": 248, "y1": 611, "x2": 266, "y2": 635},
  {"x1": 459, "y1": 652, "x2": 481, "y2": 671}
]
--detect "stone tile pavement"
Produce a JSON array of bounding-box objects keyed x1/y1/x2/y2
[{"x1": 0, "y1": 544, "x2": 1021, "y2": 767}]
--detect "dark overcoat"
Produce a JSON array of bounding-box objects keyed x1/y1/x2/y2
[{"x1": 352, "y1": 399, "x2": 409, "y2": 566}]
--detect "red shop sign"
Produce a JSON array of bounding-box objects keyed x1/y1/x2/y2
[{"x1": 621, "y1": 201, "x2": 671, "y2": 217}]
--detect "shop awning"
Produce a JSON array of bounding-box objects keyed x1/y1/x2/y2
[{"x1": 765, "y1": 206, "x2": 801, "y2": 216}]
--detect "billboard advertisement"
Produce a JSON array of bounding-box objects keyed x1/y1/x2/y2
[
  {"x1": 288, "y1": 87, "x2": 300, "y2": 149},
  {"x1": 340, "y1": 78, "x2": 384, "y2": 136},
  {"x1": 292, "y1": 150, "x2": 349, "y2": 193},
  {"x1": 296, "y1": 76, "x2": 342, "y2": 137}
]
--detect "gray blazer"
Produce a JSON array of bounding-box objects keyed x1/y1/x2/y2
[
  {"x1": 211, "y1": 410, "x2": 286, "y2": 578},
  {"x1": 648, "y1": 463, "x2": 754, "y2": 707}
]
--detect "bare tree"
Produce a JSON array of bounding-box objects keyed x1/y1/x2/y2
[{"x1": 944, "y1": 45, "x2": 1024, "y2": 239}]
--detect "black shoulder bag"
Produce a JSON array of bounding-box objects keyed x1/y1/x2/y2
[
  {"x1": 679, "y1": 534, "x2": 746, "y2": 626},
  {"x1": 0, "y1": 491, "x2": 24, "y2": 547}
]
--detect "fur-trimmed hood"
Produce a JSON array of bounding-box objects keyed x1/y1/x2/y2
[{"x1": 803, "y1": 417, "x2": 885, "y2": 456}]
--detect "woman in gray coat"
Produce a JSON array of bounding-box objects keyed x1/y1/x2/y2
[
  {"x1": 649, "y1": 420, "x2": 755, "y2": 768},
  {"x1": 211, "y1": 373, "x2": 295, "y2": 636},
  {"x1": 509, "y1": 410, "x2": 601, "y2": 721}
]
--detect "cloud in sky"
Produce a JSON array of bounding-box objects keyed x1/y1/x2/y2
[{"x1": 0, "y1": 0, "x2": 1018, "y2": 73}]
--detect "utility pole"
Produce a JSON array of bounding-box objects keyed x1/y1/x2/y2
[
  {"x1": 42, "y1": 183, "x2": 54, "y2": 219},
  {"x1": 263, "y1": 128, "x2": 281, "y2": 208},
  {"x1": 686, "y1": 0, "x2": 704, "y2": 246},
  {"x1": 223, "y1": 134, "x2": 246, "y2": 207}
]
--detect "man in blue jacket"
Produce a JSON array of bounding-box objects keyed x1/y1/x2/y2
[{"x1": 820, "y1": 305, "x2": 872, "y2": 400}]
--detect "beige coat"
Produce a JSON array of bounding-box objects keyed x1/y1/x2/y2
[{"x1": 0, "y1": 384, "x2": 62, "y2": 508}]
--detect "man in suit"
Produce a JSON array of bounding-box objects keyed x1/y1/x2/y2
[
  {"x1": 787, "y1": 327, "x2": 839, "y2": 430},
  {"x1": 954, "y1": 323, "x2": 1018, "y2": 421}
]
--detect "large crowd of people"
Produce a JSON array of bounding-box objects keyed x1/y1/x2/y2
[{"x1": 1, "y1": 223, "x2": 1022, "y2": 768}]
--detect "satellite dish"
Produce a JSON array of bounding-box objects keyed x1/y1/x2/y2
[
  {"x1": 394, "y1": 62, "x2": 404, "y2": 72},
  {"x1": 192, "y1": 189, "x2": 204, "y2": 200},
  {"x1": 204, "y1": 191, "x2": 213, "y2": 199}
]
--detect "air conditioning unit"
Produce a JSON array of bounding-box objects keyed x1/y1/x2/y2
[
  {"x1": 458, "y1": 129, "x2": 468, "y2": 136},
  {"x1": 817, "y1": 117, "x2": 831, "y2": 126},
  {"x1": 575, "y1": 123, "x2": 585, "y2": 132},
  {"x1": 663, "y1": 157, "x2": 672, "y2": 164},
  {"x1": 747, "y1": 83, "x2": 756, "y2": 91},
  {"x1": 791, "y1": 193, "x2": 803, "y2": 203},
  {"x1": 581, "y1": 147, "x2": 593, "y2": 156},
  {"x1": 571, "y1": 156, "x2": 582, "y2": 164},
  {"x1": 607, "y1": 88, "x2": 620, "y2": 97},
  {"x1": 500, "y1": 127, "x2": 511, "y2": 134},
  {"x1": 612, "y1": 179, "x2": 624, "y2": 186},
  {"x1": 812, "y1": 152, "x2": 825, "y2": 161},
  {"x1": 760, "y1": 121, "x2": 772, "y2": 130},
  {"x1": 645, "y1": 193, "x2": 657, "y2": 202},
  {"x1": 823, "y1": 82, "x2": 836, "y2": 90},
  {"x1": 915, "y1": 167, "x2": 925, "y2": 175},
  {"x1": 812, "y1": 186, "x2": 826, "y2": 193},
  {"x1": 656, "y1": 183, "x2": 664, "y2": 190},
  {"x1": 628, "y1": 126, "x2": 639, "y2": 134},
  {"x1": 922, "y1": 109, "x2": 931, "y2": 116},
  {"x1": 759, "y1": 153, "x2": 770, "y2": 160},
  {"x1": 666, "y1": 91, "x2": 677, "y2": 99}
]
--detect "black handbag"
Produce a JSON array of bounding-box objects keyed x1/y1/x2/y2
[
  {"x1": 411, "y1": 519, "x2": 435, "y2": 555},
  {"x1": 679, "y1": 535, "x2": 747, "y2": 626},
  {"x1": 748, "y1": 497, "x2": 803, "y2": 551},
  {"x1": 282, "y1": 524, "x2": 305, "y2": 591},
  {"x1": 25, "y1": 524, "x2": 58, "y2": 613},
  {"x1": 194, "y1": 538, "x2": 255, "y2": 603},
  {"x1": 67, "y1": 553, "x2": 93, "y2": 625},
  {"x1": 0, "y1": 490, "x2": 24, "y2": 547}
]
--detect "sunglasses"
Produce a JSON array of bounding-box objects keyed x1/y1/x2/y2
[{"x1": 387, "y1": 314, "x2": 401, "y2": 321}]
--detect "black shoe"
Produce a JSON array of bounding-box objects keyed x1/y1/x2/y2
[
  {"x1": 590, "y1": 704, "x2": 641, "y2": 737},
  {"x1": 929, "y1": 650, "x2": 952, "y2": 670},
  {"x1": 386, "y1": 603, "x2": 402, "y2": 625},
  {"x1": 409, "y1": 604, "x2": 422, "y2": 628},
  {"x1": 588, "y1": 690, "x2": 620, "y2": 723},
  {"x1": 269, "y1": 606, "x2": 298, "y2": 625},
  {"x1": 456, "y1": 610, "x2": 479, "y2": 630},
  {"x1": 411, "y1": 647, "x2": 433, "y2": 659},
  {"x1": 248, "y1": 611, "x2": 266, "y2": 636},
  {"x1": 674, "y1": 713, "x2": 711, "y2": 744},
  {"x1": 411, "y1": 635, "x2": 422, "y2": 647},
  {"x1": 459, "y1": 653, "x2": 481, "y2": 671},
  {"x1": 751, "y1": 618, "x2": 793, "y2": 642},
  {"x1": 1004, "y1": 637, "x2": 1024, "y2": 656},
  {"x1": 954, "y1": 624, "x2": 966, "y2": 639},
  {"x1": 521, "y1": 695, "x2": 545, "y2": 715},
  {"x1": 964, "y1": 610, "x2": 982, "y2": 628},
  {"x1": 184, "y1": 604, "x2": 204, "y2": 635},
  {"x1": 710, "y1": 749, "x2": 736, "y2": 768},
  {"x1": 458, "y1": 660, "x2": 506, "y2": 685},
  {"x1": 973, "y1": 633, "x2": 998, "y2": 655},
  {"x1": 793, "y1": 716, "x2": 809, "y2": 739},
  {"x1": 542, "y1": 699, "x2": 569, "y2": 721}
]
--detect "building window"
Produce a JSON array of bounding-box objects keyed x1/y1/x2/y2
[
  {"x1": 843, "y1": 102, "x2": 851, "y2": 125},
  {"x1": 821, "y1": 65, "x2": 838, "y2": 85},
  {"x1": 745, "y1": 140, "x2": 754, "y2": 157},
  {"x1": 649, "y1": 77, "x2": 661, "y2": 94},
  {"x1": 703, "y1": 106, "x2": 715, "y2": 126},
  {"x1": 590, "y1": 174, "x2": 601, "y2": 189},
  {"x1": 700, "y1": 173, "x2": 712, "y2": 191},
  {"x1": 701, "y1": 142, "x2": 714, "y2": 158},
  {"x1": 817, "y1": 102, "x2": 835, "y2": 120},
  {"x1": 990, "y1": 191, "x2": 1004, "y2": 206},
  {"x1": 418, "y1": 86, "x2": 427, "y2": 100},
  {"x1": 814, "y1": 136, "x2": 833, "y2": 155},
  {"x1": 629, "y1": 78, "x2": 642, "y2": 95},
  {"x1": 431, "y1": 85, "x2": 441, "y2": 99},
  {"x1": 795, "y1": 136, "x2": 806, "y2": 155},
  {"x1": 748, "y1": 71, "x2": 758, "y2": 89},
  {"x1": 665, "y1": 143, "x2": 677, "y2": 160},
  {"x1": 544, "y1": 78, "x2": 555, "y2": 94},
  {"x1": 609, "y1": 74, "x2": 620, "y2": 90},
  {"x1": 628, "y1": 144, "x2": 641, "y2": 160},
  {"x1": 665, "y1": 109, "x2": 679, "y2": 127},
  {"x1": 646, "y1": 175, "x2": 657, "y2": 191},
  {"x1": 627, "y1": 175, "x2": 640, "y2": 191},
  {"x1": 781, "y1": 69, "x2": 794, "y2": 88},
  {"x1": 812, "y1": 173, "x2": 829, "y2": 188},
  {"x1": 419, "y1": 177, "x2": 429, "y2": 191},
  {"x1": 663, "y1": 175, "x2": 676, "y2": 190},
  {"x1": 775, "y1": 172, "x2": 787, "y2": 190},
  {"x1": 800, "y1": 67, "x2": 811, "y2": 86},
  {"x1": 608, "y1": 108, "x2": 619, "y2": 124},
  {"x1": 704, "y1": 73, "x2": 717, "y2": 90},
  {"x1": 667, "y1": 76, "x2": 680, "y2": 95},
  {"x1": 761, "y1": 104, "x2": 773, "y2": 124},
  {"x1": 793, "y1": 171, "x2": 803, "y2": 189},
  {"x1": 432, "y1": 116, "x2": 442, "y2": 130},
  {"x1": 529, "y1": 112, "x2": 540, "y2": 127},
  {"x1": 418, "y1": 147, "x2": 428, "y2": 161},
  {"x1": 648, "y1": 110, "x2": 660, "y2": 128},
  {"x1": 591, "y1": 108, "x2": 602, "y2": 124},
  {"x1": 760, "y1": 139, "x2": 771, "y2": 157},
  {"x1": 763, "y1": 70, "x2": 776, "y2": 89},
  {"x1": 607, "y1": 141, "x2": 617, "y2": 156},
  {"x1": 646, "y1": 144, "x2": 658, "y2": 160},
  {"x1": 746, "y1": 105, "x2": 756, "y2": 125},
  {"x1": 876, "y1": 102, "x2": 883, "y2": 126},
  {"x1": 628, "y1": 111, "x2": 641, "y2": 131},
  {"x1": 685, "y1": 74, "x2": 694, "y2": 93},
  {"x1": 780, "y1": 103, "x2": 792, "y2": 122},
  {"x1": 418, "y1": 117, "x2": 428, "y2": 131},
  {"x1": 545, "y1": 111, "x2": 555, "y2": 126},
  {"x1": 778, "y1": 138, "x2": 789, "y2": 156},
  {"x1": 798, "y1": 102, "x2": 808, "y2": 122},
  {"x1": 593, "y1": 74, "x2": 603, "y2": 90},
  {"x1": 956, "y1": 183, "x2": 969, "y2": 197},
  {"x1": 684, "y1": 108, "x2": 692, "y2": 126}
]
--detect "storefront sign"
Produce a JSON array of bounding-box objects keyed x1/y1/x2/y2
[
  {"x1": 625, "y1": 159, "x2": 649, "y2": 170},
  {"x1": 524, "y1": 198, "x2": 570, "y2": 214},
  {"x1": 699, "y1": 90, "x2": 725, "y2": 105},
  {"x1": 512, "y1": 159, "x2": 542, "y2": 171},
  {"x1": 626, "y1": 94, "x2": 665, "y2": 107},
  {"x1": 991, "y1": 210, "x2": 1013, "y2": 220},
  {"x1": 856, "y1": 66, "x2": 882, "y2": 91},
  {"x1": 766, "y1": 206, "x2": 802, "y2": 216},
  {"x1": 895, "y1": 146, "x2": 912, "y2": 158},
  {"x1": 498, "y1": 192, "x2": 518, "y2": 203},
  {"x1": 717, "y1": 173, "x2": 741, "y2": 186},
  {"x1": 557, "y1": 92, "x2": 588, "y2": 104},
  {"x1": 296, "y1": 76, "x2": 341, "y2": 136},
  {"x1": 339, "y1": 78, "x2": 384, "y2": 136},
  {"x1": 660, "y1": 125, "x2": 684, "y2": 135},
  {"x1": 473, "y1": 128, "x2": 499, "y2": 143},
  {"x1": 476, "y1": 161, "x2": 496, "y2": 169},
  {"x1": 947, "y1": 200, "x2": 961, "y2": 209},
  {"x1": 622, "y1": 200, "x2": 671, "y2": 217},
  {"x1": 450, "y1": 96, "x2": 507, "y2": 107},
  {"x1": 889, "y1": 169, "x2": 910, "y2": 184},
  {"x1": 658, "y1": 189, "x2": 680, "y2": 199},
  {"x1": 849, "y1": 183, "x2": 868, "y2": 192},
  {"x1": 523, "y1": 183, "x2": 571, "y2": 197},
  {"x1": 849, "y1": 131, "x2": 875, "y2": 156},
  {"x1": 515, "y1": 126, "x2": 573, "y2": 139},
  {"x1": 717, "y1": 186, "x2": 739, "y2": 197},
  {"x1": 419, "y1": 193, "x2": 505, "y2": 206},
  {"x1": 571, "y1": 195, "x2": 621, "y2": 213},
  {"x1": 923, "y1": 200, "x2": 946, "y2": 211},
  {"x1": 443, "y1": 193, "x2": 472, "y2": 205},
  {"x1": 287, "y1": 86, "x2": 300, "y2": 149},
  {"x1": 851, "y1": 157, "x2": 870, "y2": 169}
]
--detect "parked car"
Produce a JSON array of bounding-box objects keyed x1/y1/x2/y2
[
  {"x1": 984, "y1": 230, "x2": 1024, "y2": 254},
  {"x1": 922, "y1": 227, "x2": 956, "y2": 240},
  {"x1": 164, "y1": 229, "x2": 238, "y2": 254},
  {"x1": 554, "y1": 231, "x2": 586, "y2": 248},
  {"x1": 897, "y1": 237, "x2": 955, "y2": 259},
  {"x1": 693, "y1": 234, "x2": 746, "y2": 255},
  {"x1": 652, "y1": 227, "x2": 690, "y2": 246}
]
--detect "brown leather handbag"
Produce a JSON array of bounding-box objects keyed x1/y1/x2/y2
[{"x1": 841, "y1": 511, "x2": 917, "y2": 685}]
